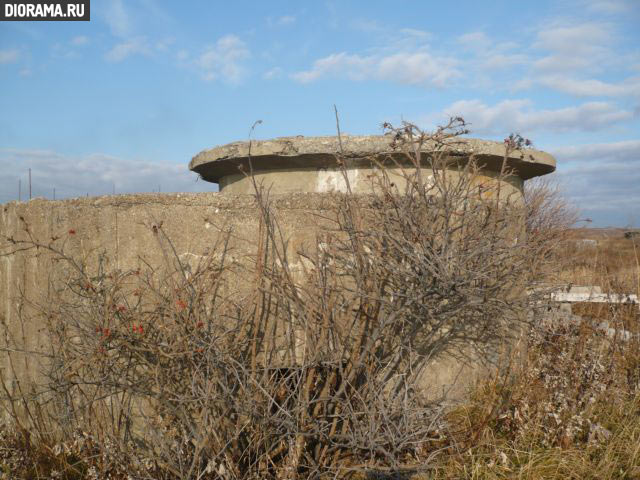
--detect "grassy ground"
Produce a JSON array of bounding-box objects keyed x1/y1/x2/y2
[
  {"x1": 1, "y1": 231, "x2": 639, "y2": 479},
  {"x1": 425, "y1": 230, "x2": 640, "y2": 479},
  {"x1": 561, "y1": 228, "x2": 639, "y2": 294}
]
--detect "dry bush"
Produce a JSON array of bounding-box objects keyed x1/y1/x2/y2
[
  {"x1": 432, "y1": 306, "x2": 640, "y2": 479},
  {"x1": 523, "y1": 176, "x2": 579, "y2": 282},
  {"x1": 0, "y1": 121, "x2": 568, "y2": 479},
  {"x1": 429, "y1": 222, "x2": 640, "y2": 479}
]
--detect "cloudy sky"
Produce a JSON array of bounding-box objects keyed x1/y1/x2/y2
[{"x1": 1, "y1": 0, "x2": 639, "y2": 226}]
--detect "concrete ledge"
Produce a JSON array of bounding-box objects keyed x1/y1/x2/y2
[
  {"x1": 551, "y1": 292, "x2": 638, "y2": 304},
  {"x1": 190, "y1": 135, "x2": 556, "y2": 184}
]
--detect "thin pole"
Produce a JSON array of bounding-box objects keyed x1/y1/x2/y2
[
  {"x1": 28, "y1": 168, "x2": 32, "y2": 200},
  {"x1": 18, "y1": 179, "x2": 21, "y2": 202},
  {"x1": 53, "y1": 188, "x2": 56, "y2": 200}
]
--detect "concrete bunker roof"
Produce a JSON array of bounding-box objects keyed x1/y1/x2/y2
[{"x1": 190, "y1": 135, "x2": 556, "y2": 183}]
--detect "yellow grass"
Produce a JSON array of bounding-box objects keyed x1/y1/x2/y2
[
  {"x1": 561, "y1": 228, "x2": 640, "y2": 295},
  {"x1": 427, "y1": 229, "x2": 640, "y2": 480},
  {"x1": 2, "y1": 230, "x2": 639, "y2": 479}
]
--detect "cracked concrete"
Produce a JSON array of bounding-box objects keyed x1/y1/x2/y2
[
  {"x1": 0, "y1": 134, "x2": 559, "y2": 410},
  {"x1": 190, "y1": 135, "x2": 556, "y2": 191}
]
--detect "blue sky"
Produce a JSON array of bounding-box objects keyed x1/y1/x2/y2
[{"x1": 1, "y1": 0, "x2": 639, "y2": 226}]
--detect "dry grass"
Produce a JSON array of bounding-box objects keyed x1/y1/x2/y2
[
  {"x1": 561, "y1": 229, "x2": 640, "y2": 295},
  {"x1": 0, "y1": 120, "x2": 562, "y2": 479},
  {"x1": 428, "y1": 232, "x2": 640, "y2": 479},
  {"x1": 1, "y1": 124, "x2": 638, "y2": 478}
]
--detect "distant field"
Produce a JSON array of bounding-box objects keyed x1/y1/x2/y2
[
  {"x1": 428, "y1": 227, "x2": 640, "y2": 479},
  {"x1": 560, "y1": 227, "x2": 639, "y2": 295},
  {"x1": 568, "y1": 227, "x2": 640, "y2": 240}
]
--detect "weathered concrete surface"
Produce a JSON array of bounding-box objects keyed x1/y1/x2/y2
[
  {"x1": 0, "y1": 193, "x2": 486, "y2": 411},
  {"x1": 215, "y1": 166, "x2": 526, "y2": 198},
  {"x1": 0, "y1": 193, "x2": 337, "y2": 414},
  {"x1": 552, "y1": 290, "x2": 638, "y2": 305},
  {"x1": 1, "y1": 135, "x2": 558, "y2": 416},
  {"x1": 190, "y1": 135, "x2": 556, "y2": 193}
]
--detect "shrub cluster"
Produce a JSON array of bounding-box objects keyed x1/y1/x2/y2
[{"x1": 0, "y1": 121, "x2": 575, "y2": 479}]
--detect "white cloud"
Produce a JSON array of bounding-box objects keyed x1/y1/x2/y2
[
  {"x1": 105, "y1": 37, "x2": 151, "y2": 62},
  {"x1": 583, "y1": 0, "x2": 634, "y2": 14},
  {"x1": 263, "y1": 67, "x2": 283, "y2": 80},
  {"x1": 458, "y1": 31, "x2": 491, "y2": 50},
  {"x1": 351, "y1": 20, "x2": 431, "y2": 48},
  {"x1": 525, "y1": 139, "x2": 640, "y2": 225},
  {"x1": 457, "y1": 32, "x2": 527, "y2": 71},
  {"x1": 0, "y1": 149, "x2": 207, "y2": 204},
  {"x1": 454, "y1": 21, "x2": 639, "y2": 99},
  {"x1": 102, "y1": 1, "x2": 174, "y2": 63},
  {"x1": 482, "y1": 53, "x2": 528, "y2": 69},
  {"x1": 536, "y1": 75, "x2": 640, "y2": 97},
  {"x1": 551, "y1": 142, "x2": 640, "y2": 224},
  {"x1": 551, "y1": 139, "x2": 640, "y2": 162},
  {"x1": 293, "y1": 50, "x2": 459, "y2": 87},
  {"x1": 51, "y1": 36, "x2": 92, "y2": 60},
  {"x1": 154, "y1": 37, "x2": 174, "y2": 52},
  {"x1": 0, "y1": 49, "x2": 20, "y2": 64},
  {"x1": 532, "y1": 22, "x2": 614, "y2": 74},
  {"x1": 104, "y1": 0, "x2": 131, "y2": 37},
  {"x1": 268, "y1": 15, "x2": 296, "y2": 27},
  {"x1": 562, "y1": 166, "x2": 640, "y2": 220},
  {"x1": 440, "y1": 99, "x2": 633, "y2": 134},
  {"x1": 176, "y1": 49, "x2": 189, "y2": 62},
  {"x1": 351, "y1": 18, "x2": 386, "y2": 33},
  {"x1": 399, "y1": 28, "x2": 430, "y2": 39},
  {"x1": 534, "y1": 22, "x2": 612, "y2": 52},
  {"x1": 293, "y1": 53, "x2": 370, "y2": 83},
  {"x1": 196, "y1": 35, "x2": 250, "y2": 83},
  {"x1": 482, "y1": 19, "x2": 640, "y2": 99},
  {"x1": 378, "y1": 53, "x2": 459, "y2": 86},
  {"x1": 71, "y1": 35, "x2": 89, "y2": 46}
]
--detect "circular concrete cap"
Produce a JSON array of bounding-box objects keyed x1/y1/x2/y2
[{"x1": 190, "y1": 135, "x2": 556, "y2": 183}]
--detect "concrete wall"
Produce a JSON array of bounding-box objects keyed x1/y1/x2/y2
[
  {"x1": 0, "y1": 190, "x2": 503, "y2": 410},
  {"x1": 0, "y1": 193, "x2": 344, "y2": 406},
  {"x1": 219, "y1": 166, "x2": 524, "y2": 199}
]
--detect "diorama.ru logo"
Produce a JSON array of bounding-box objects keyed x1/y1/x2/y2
[{"x1": 1, "y1": 0, "x2": 89, "y2": 21}]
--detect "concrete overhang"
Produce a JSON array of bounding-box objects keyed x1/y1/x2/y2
[{"x1": 190, "y1": 135, "x2": 556, "y2": 184}]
